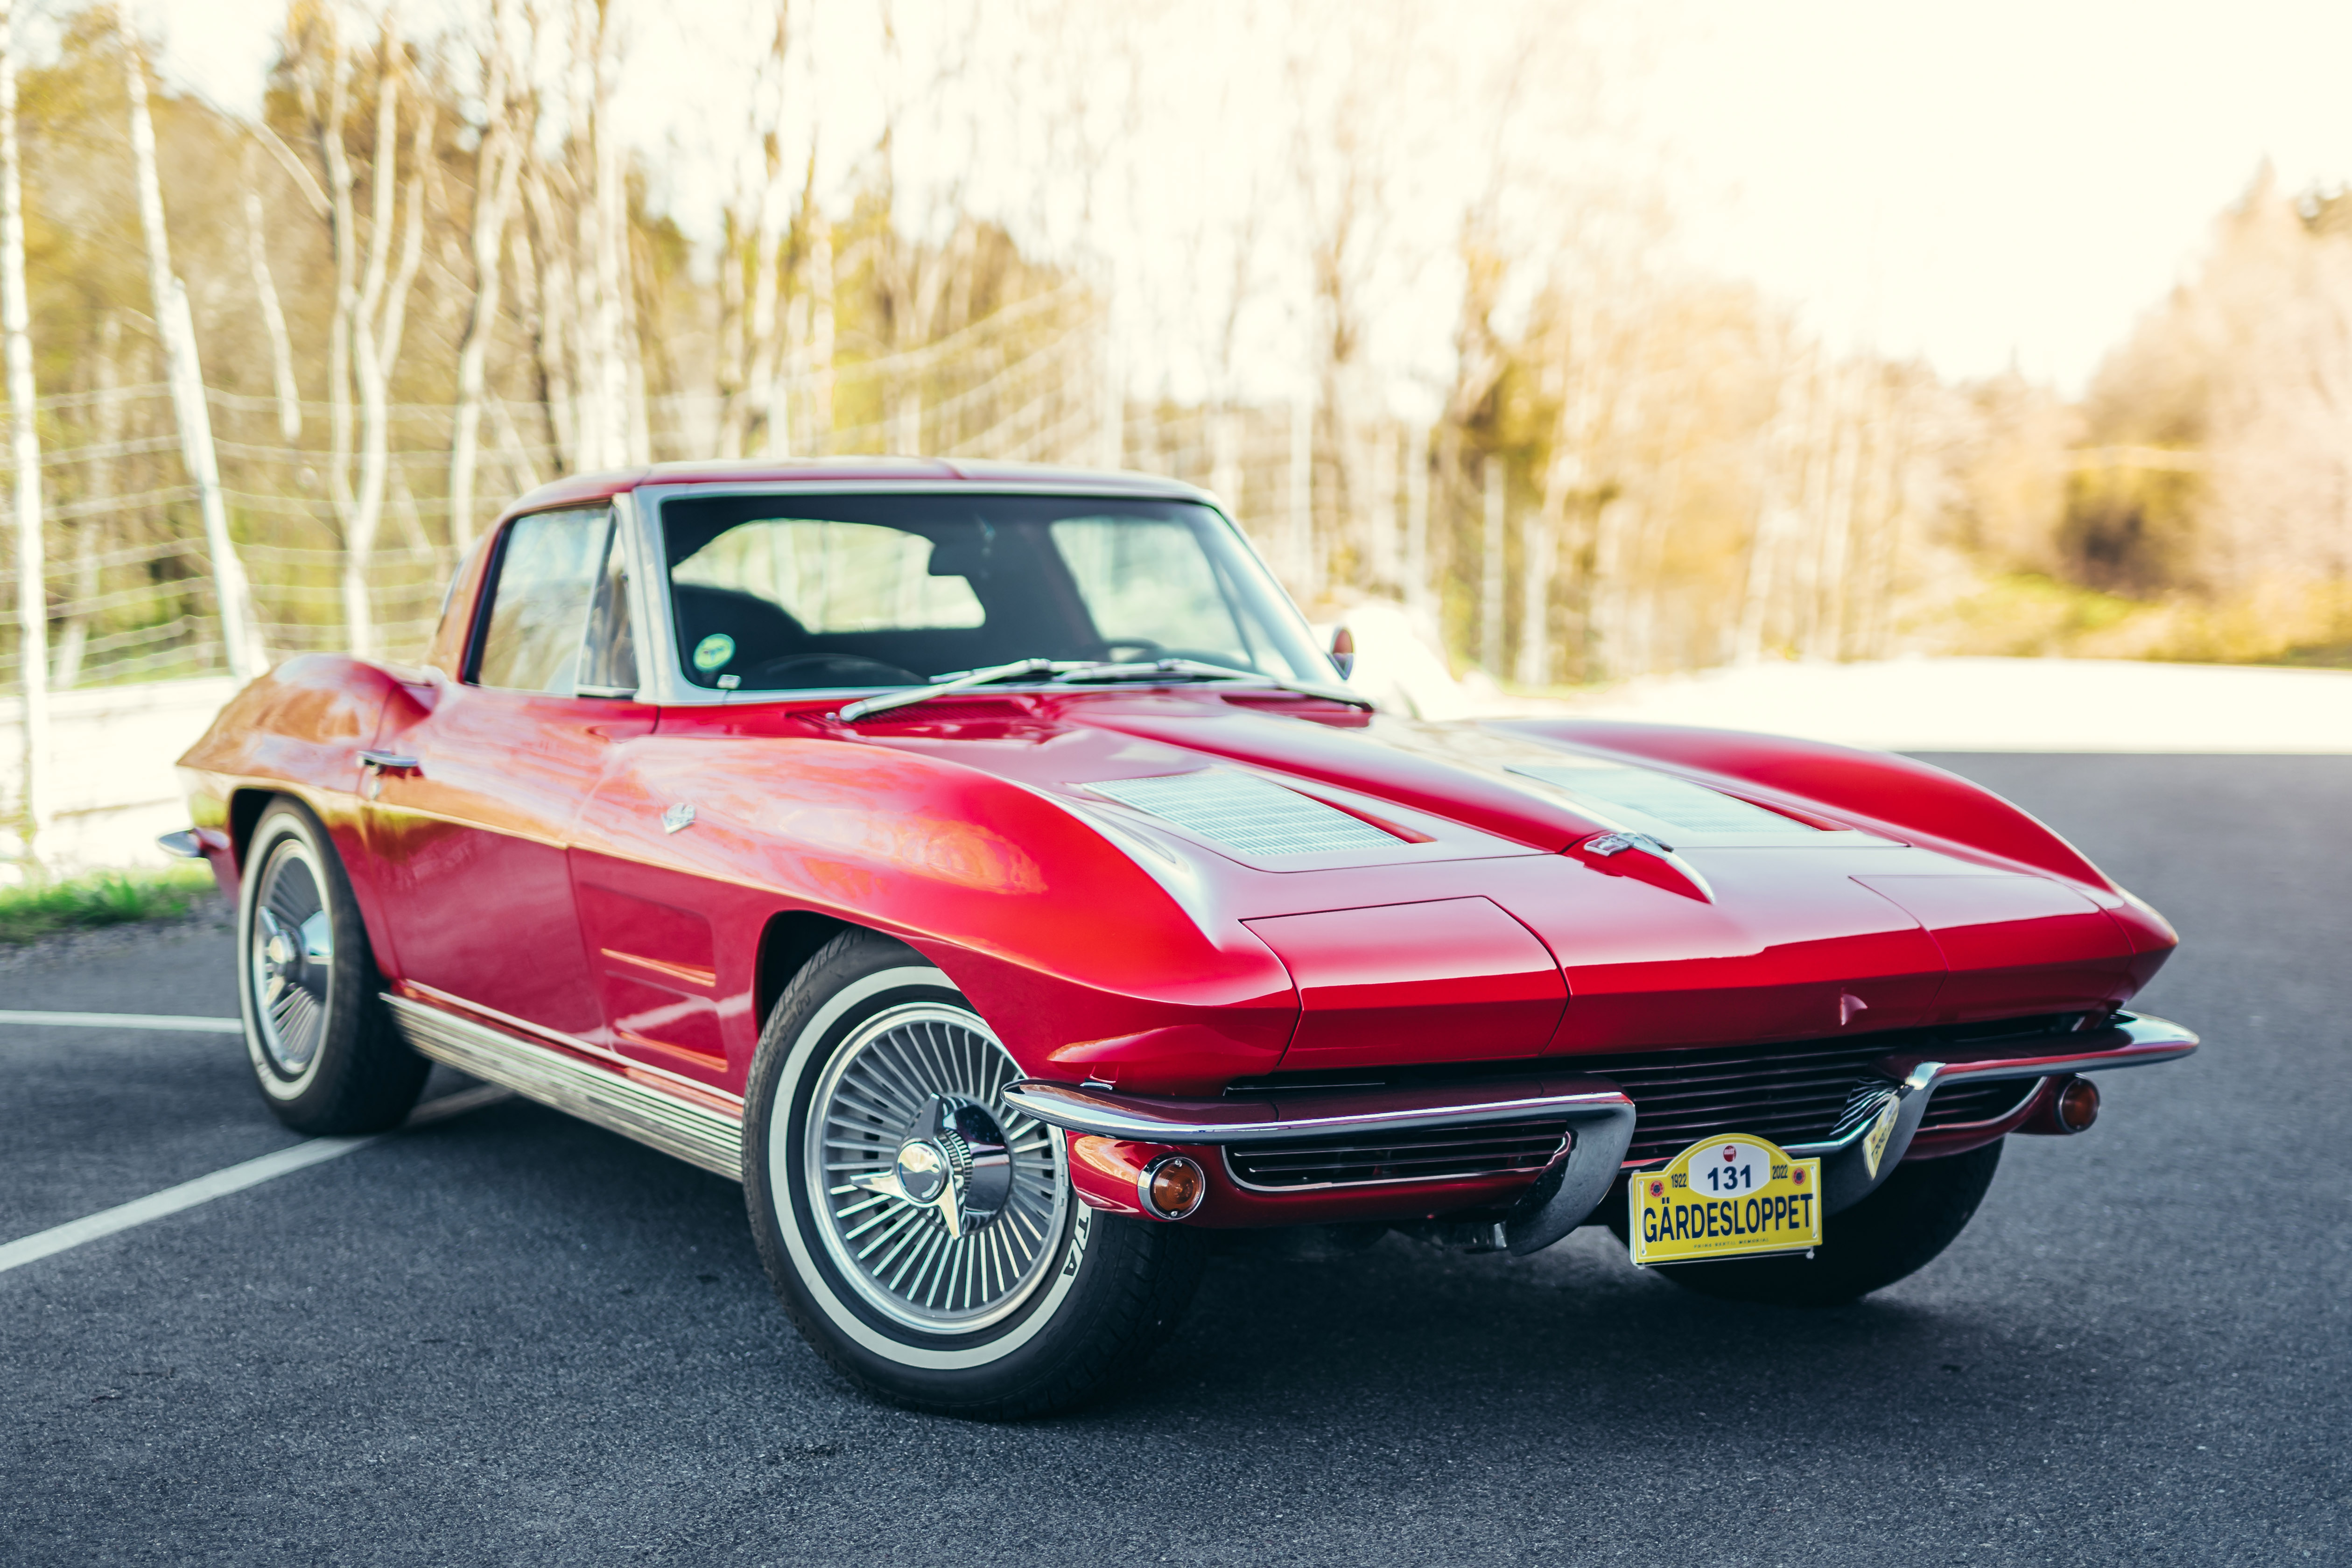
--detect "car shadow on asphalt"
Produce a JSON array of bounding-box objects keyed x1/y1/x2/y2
[{"x1": 411, "y1": 1095, "x2": 2138, "y2": 1446}]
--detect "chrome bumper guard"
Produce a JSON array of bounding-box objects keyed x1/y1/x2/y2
[
  {"x1": 1785, "y1": 1011, "x2": 2199, "y2": 1215},
  {"x1": 1003, "y1": 1012, "x2": 2195, "y2": 1250}
]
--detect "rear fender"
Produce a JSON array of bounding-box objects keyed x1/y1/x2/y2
[{"x1": 176, "y1": 654, "x2": 425, "y2": 978}]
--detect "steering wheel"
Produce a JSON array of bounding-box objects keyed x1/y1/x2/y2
[
  {"x1": 1098, "y1": 639, "x2": 1167, "y2": 662},
  {"x1": 736, "y1": 653, "x2": 926, "y2": 689}
]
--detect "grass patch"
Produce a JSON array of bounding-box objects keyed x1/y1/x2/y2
[
  {"x1": 0, "y1": 863, "x2": 220, "y2": 944},
  {"x1": 2260, "y1": 640, "x2": 2352, "y2": 669}
]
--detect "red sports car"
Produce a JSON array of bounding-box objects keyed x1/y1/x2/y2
[{"x1": 169, "y1": 460, "x2": 2194, "y2": 1418}]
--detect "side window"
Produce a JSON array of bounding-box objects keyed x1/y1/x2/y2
[
  {"x1": 471, "y1": 507, "x2": 613, "y2": 694},
  {"x1": 423, "y1": 535, "x2": 490, "y2": 677}
]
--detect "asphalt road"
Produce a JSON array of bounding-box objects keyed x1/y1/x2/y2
[{"x1": 1, "y1": 755, "x2": 2345, "y2": 1567}]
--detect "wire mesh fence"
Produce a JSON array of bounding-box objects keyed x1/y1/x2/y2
[{"x1": 0, "y1": 288, "x2": 1194, "y2": 689}]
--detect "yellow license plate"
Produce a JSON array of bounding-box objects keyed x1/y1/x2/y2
[{"x1": 1628, "y1": 1134, "x2": 1823, "y2": 1266}]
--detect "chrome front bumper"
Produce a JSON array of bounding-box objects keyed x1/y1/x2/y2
[
  {"x1": 1004, "y1": 1012, "x2": 2198, "y2": 1250},
  {"x1": 1780, "y1": 1011, "x2": 2198, "y2": 1212}
]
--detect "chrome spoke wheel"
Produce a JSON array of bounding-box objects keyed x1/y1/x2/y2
[
  {"x1": 249, "y1": 838, "x2": 334, "y2": 1079},
  {"x1": 806, "y1": 1003, "x2": 1067, "y2": 1334}
]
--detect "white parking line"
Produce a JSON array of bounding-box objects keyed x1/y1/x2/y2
[
  {"x1": 0, "y1": 1083, "x2": 513, "y2": 1277},
  {"x1": 0, "y1": 1010, "x2": 244, "y2": 1034}
]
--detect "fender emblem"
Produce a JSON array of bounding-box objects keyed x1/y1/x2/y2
[{"x1": 661, "y1": 802, "x2": 697, "y2": 834}]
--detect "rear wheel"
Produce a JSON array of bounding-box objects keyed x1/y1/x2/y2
[
  {"x1": 1634, "y1": 1141, "x2": 2003, "y2": 1307},
  {"x1": 238, "y1": 798, "x2": 427, "y2": 1134},
  {"x1": 743, "y1": 929, "x2": 1205, "y2": 1418}
]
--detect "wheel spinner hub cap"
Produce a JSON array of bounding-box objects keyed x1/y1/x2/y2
[
  {"x1": 852, "y1": 1095, "x2": 1014, "y2": 1238},
  {"x1": 250, "y1": 848, "x2": 335, "y2": 1078}
]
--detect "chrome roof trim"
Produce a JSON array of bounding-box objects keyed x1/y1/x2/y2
[{"x1": 627, "y1": 474, "x2": 1216, "y2": 504}]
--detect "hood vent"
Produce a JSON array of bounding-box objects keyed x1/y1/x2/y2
[
  {"x1": 1508, "y1": 760, "x2": 1816, "y2": 837},
  {"x1": 1087, "y1": 769, "x2": 1399, "y2": 858}
]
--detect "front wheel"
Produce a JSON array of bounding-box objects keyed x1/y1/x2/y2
[
  {"x1": 1633, "y1": 1140, "x2": 2004, "y2": 1307},
  {"x1": 743, "y1": 930, "x2": 1205, "y2": 1419}
]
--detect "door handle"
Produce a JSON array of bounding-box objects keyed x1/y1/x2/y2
[{"x1": 358, "y1": 751, "x2": 422, "y2": 774}]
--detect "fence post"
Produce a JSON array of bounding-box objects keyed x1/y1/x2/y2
[
  {"x1": 1288, "y1": 392, "x2": 1314, "y2": 600},
  {"x1": 1481, "y1": 459, "x2": 1506, "y2": 675},
  {"x1": 1097, "y1": 304, "x2": 1123, "y2": 471},
  {"x1": 1404, "y1": 424, "x2": 1431, "y2": 620},
  {"x1": 1517, "y1": 492, "x2": 1552, "y2": 689}
]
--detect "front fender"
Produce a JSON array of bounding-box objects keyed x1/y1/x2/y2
[
  {"x1": 1493, "y1": 717, "x2": 2179, "y2": 971},
  {"x1": 575, "y1": 732, "x2": 1299, "y2": 1095},
  {"x1": 1494, "y1": 718, "x2": 2112, "y2": 887}
]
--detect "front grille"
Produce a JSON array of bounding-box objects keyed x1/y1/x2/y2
[
  {"x1": 1226, "y1": 1119, "x2": 1569, "y2": 1189},
  {"x1": 1566, "y1": 1042, "x2": 2054, "y2": 1162},
  {"x1": 1920, "y1": 1077, "x2": 2042, "y2": 1128},
  {"x1": 1573, "y1": 1041, "x2": 1894, "y2": 1163},
  {"x1": 1225, "y1": 1013, "x2": 2088, "y2": 1169}
]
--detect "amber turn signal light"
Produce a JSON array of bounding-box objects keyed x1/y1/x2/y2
[
  {"x1": 1137, "y1": 1154, "x2": 1206, "y2": 1220},
  {"x1": 2054, "y1": 1075, "x2": 2100, "y2": 1133}
]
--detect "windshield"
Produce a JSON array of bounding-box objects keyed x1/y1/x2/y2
[{"x1": 656, "y1": 492, "x2": 1332, "y2": 691}]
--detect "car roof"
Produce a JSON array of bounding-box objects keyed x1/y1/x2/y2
[{"x1": 494, "y1": 457, "x2": 1214, "y2": 524}]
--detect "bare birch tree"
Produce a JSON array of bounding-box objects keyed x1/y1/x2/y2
[
  {"x1": 310, "y1": 14, "x2": 434, "y2": 656},
  {"x1": 723, "y1": 4, "x2": 795, "y2": 458},
  {"x1": 119, "y1": 13, "x2": 260, "y2": 681},
  {"x1": 241, "y1": 146, "x2": 303, "y2": 444},
  {"x1": 448, "y1": 0, "x2": 530, "y2": 550},
  {"x1": 0, "y1": 0, "x2": 46, "y2": 863}
]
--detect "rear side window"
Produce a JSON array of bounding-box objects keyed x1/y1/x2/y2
[{"x1": 472, "y1": 507, "x2": 614, "y2": 694}]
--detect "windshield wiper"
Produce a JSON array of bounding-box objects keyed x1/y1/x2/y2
[
  {"x1": 834, "y1": 658, "x2": 1080, "y2": 722},
  {"x1": 835, "y1": 656, "x2": 1372, "y2": 724},
  {"x1": 1049, "y1": 658, "x2": 1373, "y2": 710}
]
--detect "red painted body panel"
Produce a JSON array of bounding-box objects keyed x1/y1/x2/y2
[
  {"x1": 174, "y1": 468, "x2": 2184, "y2": 1231},
  {"x1": 1853, "y1": 874, "x2": 2136, "y2": 1019},
  {"x1": 1493, "y1": 718, "x2": 2117, "y2": 889},
  {"x1": 1243, "y1": 898, "x2": 1566, "y2": 1069},
  {"x1": 363, "y1": 681, "x2": 650, "y2": 1038},
  {"x1": 1507, "y1": 851, "x2": 1950, "y2": 1052}
]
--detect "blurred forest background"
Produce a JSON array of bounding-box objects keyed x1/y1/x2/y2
[{"x1": 3, "y1": 0, "x2": 2350, "y2": 717}]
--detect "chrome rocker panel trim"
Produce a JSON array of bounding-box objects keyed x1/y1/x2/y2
[
  {"x1": 382, "y1": 994, "x2": 744, "y2": 1179},
  {"x1": 1783, "y1": 1011, "x2": 2199, "y2": 1215},
  {"x1": 1003, "y1": 1074, "x2": 1637, "y2": 1256}
]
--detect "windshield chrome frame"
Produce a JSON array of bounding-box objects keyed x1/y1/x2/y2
[{"x1": 619, "y1": 478, "x2": 1338, "y2": 706}]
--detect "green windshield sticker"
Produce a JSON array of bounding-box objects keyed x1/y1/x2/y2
[{"x1": 692, "y1": 633, "x2": 736, "y2": 672}]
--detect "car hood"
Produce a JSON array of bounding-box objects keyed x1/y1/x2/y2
[
  {"x1": 840, "y1": 689, "x2": 2143, "y2": 1058},
  {"x1": 848, "y1": 688, "x2": 1849, "y2": 866}
]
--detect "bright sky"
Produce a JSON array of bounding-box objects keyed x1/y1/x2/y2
[
  {"x1": 121, "y1": 0, "x2": 2352, "y2": 398},
  {"x1": 1644, "y1": 0, "x2": 2352, "y2": 390}
]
